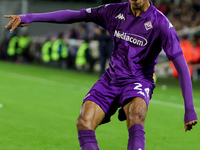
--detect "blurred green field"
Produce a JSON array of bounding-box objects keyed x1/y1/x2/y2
[{"x1": 0, "y1": 61, "x2": 199, "y2": 150}]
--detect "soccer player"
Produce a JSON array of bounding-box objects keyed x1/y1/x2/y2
[{"x1": 5, "y1": 0, "x2": 198, "y2": 149}]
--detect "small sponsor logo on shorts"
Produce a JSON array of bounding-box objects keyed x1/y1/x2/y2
[{"x1": 84, "y1": 93, "x2": 91, "y2": 99}]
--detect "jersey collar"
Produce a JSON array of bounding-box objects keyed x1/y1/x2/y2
[{"x1": 127, "y1": 1, "x2": 154, "y2": 19}]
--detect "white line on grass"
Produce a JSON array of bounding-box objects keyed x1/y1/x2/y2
[
  {"x1": 151, "y1": 99, "x2": 200, "y2": 112},
  {"x1": 0, "y1": 70, "x2": 91, "y2": 91},
  {"x1": 1, "y1": 70, "x2": 200, "y2": 112}
]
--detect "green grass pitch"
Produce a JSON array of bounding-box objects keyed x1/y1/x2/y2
[{"x1": 0, "y1": 61, "x2": 199, "y2": 150}]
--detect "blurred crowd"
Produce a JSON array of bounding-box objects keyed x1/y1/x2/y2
[
  {"x1": 155, "y1": 0, "x2": 200, "y2": 79},
  {"x1": 156, "y1": 0, "x2": 200, "y2": 31},
  {"x1": 0, "y1": 24, "x2": 113, "y2": 77},
  {"x1": 1, "y1": 0, "x2": 200, "y2": 78},
  {"x1": 171, "y1": 32, "x2": 200, "y2": 78}
]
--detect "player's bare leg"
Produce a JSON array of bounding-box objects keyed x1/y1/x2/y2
[
  {"x1": 123, "y1": 97, "x2": 147, "y2": 150},
  {"x1": 76, "y1": 101, "x2": 105, "y2": 150}
]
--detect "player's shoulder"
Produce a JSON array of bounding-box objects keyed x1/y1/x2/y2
[
  {"x1": 103, "y1": 2, "x2": 129, "y2": 9},
  {"x1": 95, "y1": 2, "x2": 129, "y2": 13},
  {"x1": 152, "y1": 7, "x2": 174, "y2": 31}
]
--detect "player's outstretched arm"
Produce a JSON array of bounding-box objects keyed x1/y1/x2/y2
[
  {"x1": 4, "y1": 10, "x2": 86, "y2": 34},
  {"x1": 4, "y1": 10, "x2": 87, "y2": 34},
  {"x1": 5, "y1": 15, "x2": 29, "y2": 33},
  {"x1": 6, "y1": 10, "x2": 88, "y2": 29},
  {"x1": 5, "y1": 5, "x2": 113, "y2": 34},
  {"x1": 172, "y1": 54, "x2": 198, "y2": 132}
]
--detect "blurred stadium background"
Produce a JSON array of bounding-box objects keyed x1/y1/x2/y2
[{"x1": 0, "y1": 0, "x2": 200, "y2": 150}]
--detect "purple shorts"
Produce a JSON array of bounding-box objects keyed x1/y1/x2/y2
[{"x1": 83, "y1": 73, "x2": 155, "y2": 124}]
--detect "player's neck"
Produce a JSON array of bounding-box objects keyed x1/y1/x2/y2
[{"x1": 130, "y1": 1, "x2": 150, "y2": 17}]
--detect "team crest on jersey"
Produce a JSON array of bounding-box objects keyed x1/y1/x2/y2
[{"x1": 144, "y1": 21, "x2": 153, "y2": 30}]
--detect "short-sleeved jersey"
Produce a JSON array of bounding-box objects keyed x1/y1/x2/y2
[{"x1": 80, "y1": 1, "x2": 182, "y2": 84}]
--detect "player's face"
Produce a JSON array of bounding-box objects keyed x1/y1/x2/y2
[{"x1": 129, "y1": 0, "x2": 148, "y2": 9}]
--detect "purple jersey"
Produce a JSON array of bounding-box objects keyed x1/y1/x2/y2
[
  {"x1": 80, "y1": 2, "x2": 182, "y2": 83},
  {"x1": 19, "y1": 1, "x2": 197, "y2": 123},
  {"x1": 20, "y1": 1, "x2": 182, "y2": 84}
]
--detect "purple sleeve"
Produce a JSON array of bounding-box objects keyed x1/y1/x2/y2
[
  {"x1": 19, "y1": 10, "x2": 87, "y2": 24},
  {"x1": 19, "y1": 5, "x2": 112, "y2": 28},
  {"x1": 172, "y1": 54, "x2": 198, "y2": 123},
  {"x1": 81, "y1": 5, "x2": 113, "y2": 28},
  {"x1": 160, "y1": 19, "x2": 183, "y2": 61}
]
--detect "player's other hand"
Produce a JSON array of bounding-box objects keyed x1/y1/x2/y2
[
  {"x1": 184, "y1": 120, "x2": 198, "y2": 132},
  {"x1": 4, "y1": 15, "x2": 29, "y2": 33}
]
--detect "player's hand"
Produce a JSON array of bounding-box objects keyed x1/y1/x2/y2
[
  {"x1": 184, "y1": 120, "x2": 198, "y2": 132},
  {"x1": 4, "y1": 15, "x2": 29, "y2": 33}
]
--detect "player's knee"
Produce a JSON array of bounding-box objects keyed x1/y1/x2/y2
[
  {"x1": 76, "y1": 116, "x2": 94, "y2": 130},
  {"x1": 130, "y1": 110, "x2": 146, "y2": 125},
  {"x1": 124, "y1": 98, "x2": 147, "y2": 128},
  {"x1": 126, "y1": 110, "x2": 146, "y2": 129}
]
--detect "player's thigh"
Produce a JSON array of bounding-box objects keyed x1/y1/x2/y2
[
  {"x1": 123, "y1": 97, "x2": 147, "y2": 129},
  {"x1": 77, "y1": 100, "x2": 105, "y2": 130}
]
